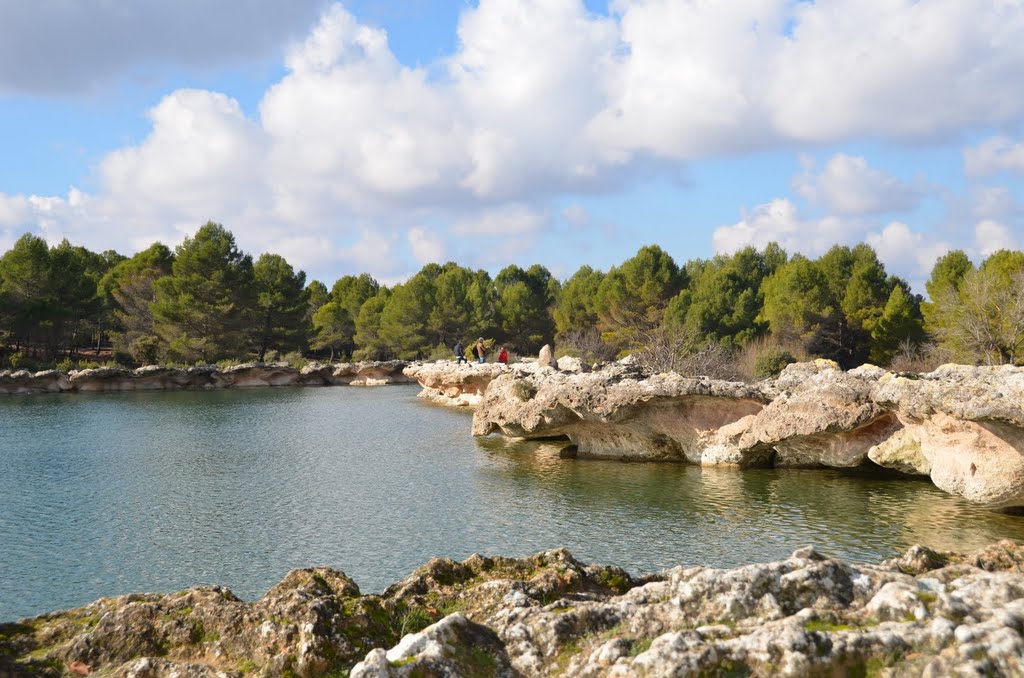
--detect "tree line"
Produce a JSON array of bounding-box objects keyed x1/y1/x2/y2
[{"x1": 0, "y1": 221, "x2": 1020, "y2": 373}]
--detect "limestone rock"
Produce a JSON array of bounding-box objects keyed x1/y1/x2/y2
[
  {"x1": 460, "y1": 360, "x2": 1024, "y2": 507},
  {"x1": 7, "y1": 544, "x2": 1024, "y2": 677},
  {"x1": 538, "y1": 344, "x2": 556, "y2": 368},
  {"x1": 867, "y1": 427, "x2": 930, "y2": 476},
  {"x1": 0, "y1": 361, "x2": 411, "y2": 396}
]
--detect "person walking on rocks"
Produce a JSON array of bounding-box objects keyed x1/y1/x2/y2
[
  {"x1": 497, "y1": 346, "x2": 509, "y2": 364},
  {"x1": 454, "y1": 340, "x2": 466, "y2": 364},
  {"x1": 475, "y1": 338, "x2": 487, "y2": 364}
]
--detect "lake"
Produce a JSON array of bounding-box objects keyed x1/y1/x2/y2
[{"x1": 3, "y1": 385, "x2": 1024, "y2": 621}]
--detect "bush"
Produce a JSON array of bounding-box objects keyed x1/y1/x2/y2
[
  {"x1": 512, "y1": 379, "x2": 538, "y2": 401},
  {"x1": 555, "y1": 327, "x2": 618, "y2": 365},
  {"x1": 281, "y1": 351, "x2": 308, "y2": 369},
  {"x1": 8, "y1": 351, "x2": 40, "y2": 371},
  {"x1": 753, "y1": 348, "x2": 797, "y2": 379},
  {"x1": 889, "y1": 339, "x2": 942, "y2": 374}
]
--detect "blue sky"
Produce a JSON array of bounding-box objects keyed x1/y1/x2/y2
[{"x1": 1, "y1": 0, "x2": 1023, "y2": 292}]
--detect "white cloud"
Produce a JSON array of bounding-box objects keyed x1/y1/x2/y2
[
  {"x1": 866, "y1": 222, "x2": 952, "y2": 282},
  {"x1": 972, "y1": 186, "x2": 1018, "y2": 220},
  {"x1": 6, "y1": 0, "x2": 1024, "y2": 283},
  {"x1": 408, "y1": 227, "x2": 446, "y2": 265},
  {"x1": 975, "y1": 219, "x2": 1017, "y2": 256},
  {"x1": 452, "y1": 204, "x2": 550, "y2": 237},
  {"x1": 965, "y1": 137, "x2": 1024, "y2": 176},
  {"x1": 712, "y1": 199, "x2": 852, "y2": 257},
  {"x1": 0, "y1": 0, "x2": 323, "y2": 95},
  {"x1": 766, "y1": 0, "x2": 1024, "y2": 141},
  {"x1": 794, "y1": 154, "x2": 924, "y2": 216},
  {"x1": 562, "y1": 204, "x2": 590, "y2": 230}
]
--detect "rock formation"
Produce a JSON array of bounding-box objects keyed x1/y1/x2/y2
[
  {"x1": 4, "y1": 543, "x2": 1024, "y2": 677},
  {"x1": 0, "y1": 361, "x2": 413, "y2": 395},
  {"x1": 442, "y1": 359, "x2": 1024, "y2": 508}
]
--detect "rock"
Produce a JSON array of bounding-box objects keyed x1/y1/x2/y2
[
  {"x1": 8, "y1": 543, "x2": 1024, "y2": 677},
  {"x1": 350, "y1": 614, "x2": 519, "y2": 678},
  {"x1": 538, "y1": 344, "x2": 556, "y2": 368},
  {"x1": 556, "y1": 355, "x2": 588, "y2": 373},
  {"x1": 0, "y1": 361, "x2": 411, "y2": 396},
  {"x1": 461, "y1": 360, "x2": 1024, "y2": 507},
  {"x1": 867, "y1": 427, "x2": 930, "y2": 476},
  {"x1": 402, "y1": 361, "x2": 508, "y2": 407}
]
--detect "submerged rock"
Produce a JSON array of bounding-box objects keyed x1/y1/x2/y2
[{"x1": 4, "y1": 543, "x2": 1024, "y2": 677}]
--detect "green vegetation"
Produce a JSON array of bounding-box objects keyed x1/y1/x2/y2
[{"x1": 5, "y1": 222, "x2": 1024, "y2": 373}]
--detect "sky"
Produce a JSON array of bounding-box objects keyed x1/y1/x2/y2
[{"x1": 1, "y1": 0, "x2": 1023, "y2": 293}]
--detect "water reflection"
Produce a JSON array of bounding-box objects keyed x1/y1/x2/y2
[
  {"x1": 473, "y1": 435, "x2": 1024, "y2": 567},
  {"x1": 2, "y1": 388, "x2": 1023, "y2": 622}
]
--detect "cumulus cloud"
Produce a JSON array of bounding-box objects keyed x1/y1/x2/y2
[
  {"x1": 794, "y1": 154, "x2": 925, "y2": 216},
  {"x1": 5, "y1": 0, "x2": 1024, "y2": 282},
  {"x1": 866, "y1": 222, "x2": 952, "y2": 282},
  {"x1": 972, "y1": 186, "x2": 1018, "y2": 220},
  {"x1": 965, "y1": 137, "x2": 1024, "y2": 176},
  {"x1": 712, "y1": 199, "x2": 852, "y2": 257},
  {"x1": 407, "y1": 227, "x2": 446, "y2": 265},
  {"x1": 975, "y1": 219, "x2": 1017, "y2": 256},
  {"x1": 0, "y1": 0, "x2": 323, "y2": 95},
  {"x1": 451, "y1": 204, "x2": 550, "y2": 237}
]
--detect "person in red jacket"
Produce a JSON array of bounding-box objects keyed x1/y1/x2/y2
[{"x1": 497, "y1": 346, "x2": 509, "y2": 364}]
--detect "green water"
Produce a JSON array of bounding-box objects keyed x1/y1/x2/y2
[{"x1": 2, "y1": 385, "x2": 1023, "y2": 621}]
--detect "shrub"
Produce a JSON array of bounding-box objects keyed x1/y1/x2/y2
[
  {"x1": 281, "y1": 351, "x2": 309, "y2": 369},
  {"x1": 512, "y1": 380, "x2": 537, "y2": 401},
  {"x1": 753, "y1": 348, "x2": 797, "y2": 379}
]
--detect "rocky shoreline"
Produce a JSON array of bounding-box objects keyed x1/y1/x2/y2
[
  {"x1": 3, "y1": 542, "x2": 1024, "y2": 677},
  {"x1": 0, "y1": 361, "x2": 413, "y2": 395},
  {"x1": 406, "y1": 358, "x2": 1024, "y2": 509}
]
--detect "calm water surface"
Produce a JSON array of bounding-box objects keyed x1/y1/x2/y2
[{"x1": 3, "y1": 385, "x2": 1024, "y2": 621}]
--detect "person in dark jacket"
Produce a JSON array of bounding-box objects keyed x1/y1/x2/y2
[{"x1": 454, "y1": 340, "x2": 466, "y2": 364}]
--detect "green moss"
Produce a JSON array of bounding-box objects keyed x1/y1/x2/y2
[
  {"x1": 389, "y1": 656, "x2": 417, "y2": 667},
  {"x1": 512, "y1": 380, "x2": 537, "y2": 401},
  {"x1": 803, "y1": 619, "x2": 855, "y2": 633},
  {"x1": 915, "y1": 591, "x2": 938, "y2": 605},
  {"x1": 236, "y1": 658, "x2": 258, "y2": 674},
  {"x1": 554, "y1": 639, "x2": 581, "y2": 675},
  {"x1": 461, "y1": 645, "x2": 497, "y2": 677},
  {"x1": 628, "y1": 638, "x2": 652, "y2": 657}
]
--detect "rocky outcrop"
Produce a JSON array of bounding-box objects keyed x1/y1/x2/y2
[
  {"x1": 5, "y1": 543, "x2": 1024, "y2": 677},
  {"x1": 0, "y1": 361, "x2": 412, "y2": 395},
  {"x1": 402, "y1": 362, "x2": 513, "y2": 407},
  {"x1": 465, "y1": 359, "x2": 1024, "y2": 507}
]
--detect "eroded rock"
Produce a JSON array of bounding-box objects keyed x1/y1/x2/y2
[
  {"x1": 6, "y1": 543, "x2": 1024, "y2": 677},
  {"x1": 0, "y1": 362, "x2": 411, "y2": 395},
  {"x1": 454, "y1": 360, "x2": 1024, "y2": 507}
]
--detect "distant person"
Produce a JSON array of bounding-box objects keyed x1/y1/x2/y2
[
  {"x1": 454, "y1": 340, "x2": 465, "y2": 364},
  {"x1": 475, "y1": 337, "x2": 487, "y2": 364},
  {"x1": 497, "y1": 346, "x2": 509, "y2": 364}
]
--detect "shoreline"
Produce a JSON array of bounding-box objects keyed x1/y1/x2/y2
[
  {"x1": 0, "y1": 360, "x2": 414, "y2": 395},
  {"x1": 3, "y1": 542, "x2": 1023, "y2": 677}
]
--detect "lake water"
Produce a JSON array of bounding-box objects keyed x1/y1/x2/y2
[{"x1": 3, "y1": 385, "x2": 1024, "y2": 621}]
